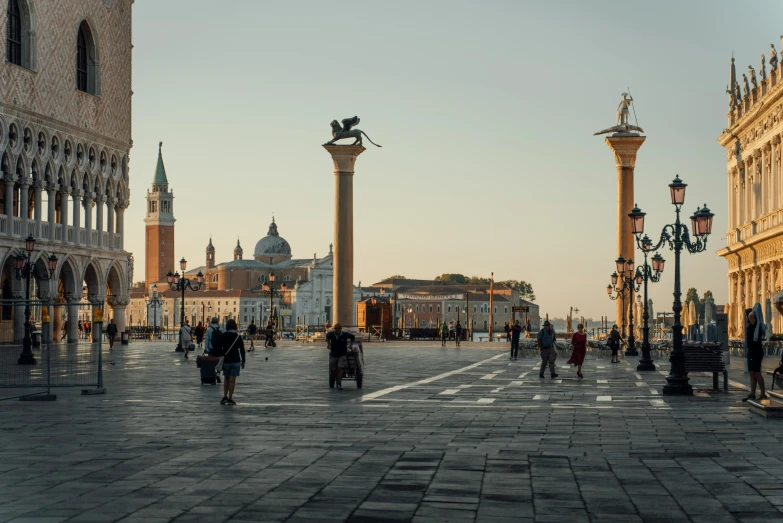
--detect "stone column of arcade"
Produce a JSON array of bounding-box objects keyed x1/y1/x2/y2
[
  {"x1": 66, "y1": 297, "x2": 79, "y2": 343},
  {"x1": 322, "y1": 144, "x2": 365, "y2": 326},
  {"x1": 52, "y1": 298, "x2": 63, "y2": 342}
]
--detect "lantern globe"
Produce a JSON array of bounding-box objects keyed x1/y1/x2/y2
[
  {"x1": 642, "y1": 235, "x2": 653, "y2": 251},
  {"x1": 669, "y1": 175, "x2": 687, "y2": 206},
  {"x1": 611, "y1": 272, "x2": 618, "y2": 286},
  {"x1": 690, "y1": 208, "x2": 701, "y2": 237},
  {"x1": 180, "y1": 258, "x2": 187, "y2": 271},
  {"x1": 14, "y1": 252, "x2": 25, "y2": 270},
  {"x1": 697, "y1": 204, "x2": 714, "y2": 236},
  {"x1": 269, "y1": 272, "x2": 276, "y2": 282},
  {"x1": 625, "y1": 259, "x2": 635, "y2": 275},
  {"x1": 615, "y1": 256, "x2": 625, "y2": 275},
  {"x1": 628, "y1": 204, "x2": 646, "y2": 235},
  {"x1": 652, "y1": 253, "x2": 664, "y2": 273},
  {"x1": 606, "y1": 284, "x2": 613, "y2": 295},
  {"x1": 166, "y1": 271, "x2": 174, "y2": 284},
  {"x1": 24, "y1": 235, "x2": 35, "y2": 253},
  {"x1": 196, "y1": 271, "x2": 204, "y2": 284}
]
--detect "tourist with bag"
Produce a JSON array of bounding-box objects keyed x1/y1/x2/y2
[
  {"x1": 247, "y1": 321, "x2": 258, "y2": 351},
  {"x1": 510, "y1": 320, "x2": 523, "y2": 360},
  {"x1": 218, "y1": 319, "x2": 245, "y2": 405},
  {"x1": 106, "y1": 319, "x2": 118, "y2": 350},
  {"x1": 608, "y1": 325, "x2": 621, "y2": 363},
  {"x1": 179, "y1": 320, "x2": 193, "y2": 360},
  {"x1": 568, "y1": 323, "x2": 587, "y2": 378},
  {"x1": 537, "y1": 320, "x2": 558, "y2": 378},
  {"x1": 455, "y1": 321, "x2": 463, "y2": 347},
  {"x1": 743, "y1": 303, "x2": 768, "y2": 401},
  {"x1": 194, "y1": 321, "x2": 205, "y2": 349}
]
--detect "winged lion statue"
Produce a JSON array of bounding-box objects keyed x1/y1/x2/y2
[{"x1": 324, "y1": 116, "x2": 382, "y2": 147}]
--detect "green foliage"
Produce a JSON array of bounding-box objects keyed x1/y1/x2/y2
[
  {"x1": 385, "y1": 275, "x2": 407, "y2": 280},
  {"x1": 499, "y1": 280, "x2": 536, "y2": 302},
  {"x1": 435, "y1": 273, "x2": 467, "y2": 284},
  {"x1": 684, "y1": 287, "x2": 713, "y2": 319}
]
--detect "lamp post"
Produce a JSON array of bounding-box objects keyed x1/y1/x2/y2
[
  {"x1": 15, "y1": 236, "x2": 57, "y2": 364},
  {"x1": 260, "y1": 272, "x2": 287, "y2": 332},
  {"x1": 380, "y1": 288, "x2": 386, "y2": 339},
  {"x1": 608, "y1": 254, "x2": 641, "y2": 355},
  {"x1": 626, "y1": 175, "x2": 714, "y2": 396},
  {"x1": 626, "y1": 218, "x2": 666, "y2": 371},
  {"x1": 166, "y1": 258, "x2": 203, "y2": 351}
]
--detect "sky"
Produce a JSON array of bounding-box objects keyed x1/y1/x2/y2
[{"x1": 128, "y1": 0, "x2": 783, "y2": 321}]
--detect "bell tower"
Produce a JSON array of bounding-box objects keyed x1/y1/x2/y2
[{"x1": 144, "y1": 142, "x2": 175, "y2": 289}]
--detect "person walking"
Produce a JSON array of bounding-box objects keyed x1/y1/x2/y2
[
  {"x1": 608, "y1": 324, "x2": 621, "y2": 363},
  {"x1": 264, "y1": 321, "x2": 276, "y2": 348},
  {"x1": 441, "y1": 321, "x2": 449, "y2": 347},
  {"x1": 744, "y1": 303, "x2": 768, "y2": 401},
  {"x1": 537, "y1": 320, "x2": 558, "y2": 378},
  {"x1": 510, "y1": 320, "x2": 523, "y2": 360},
  {"x1": 106, "y1": 319, "x2": 118, "y2": 350},
  {"x1": 326, "y1": 323, "x2": 355, "y2": 390},
  {"x1": 204, "y1": 317, "x2": 222, "y2": 383},
  {"x1": 247, "y1": 321, "x2": 258, "y2": 351},
  {"x1": 194, "y1": 321, "x2": 205, "y2": 349},
  {"x1": 568, "y1": 323, "x2": 587, "y2": 378},
  {"x1": 219, "y1": 319, "x2": 245, "y2": 405},
  {"x1": 504, "y1": 322, "x2": 511, "y2": 345},
  {"x1": 180, "y1": 320, "x2": 193, "y2": 360},
  {"x1": 455, "y1": 320, "x2": 463, "y2": 347}
]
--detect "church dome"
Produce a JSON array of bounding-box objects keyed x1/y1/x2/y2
[{"x1": 254, "y1": 217, "x2": 292, "y2": 260}]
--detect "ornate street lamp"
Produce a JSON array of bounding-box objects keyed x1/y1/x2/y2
[
  {"x1": 260, "y1": 272, "x2": 287, "y2": 333},
  {"x1": 628, "y1": 175, "x2": 714, "y2": 395},
  {"x1": 167, "y1": 258, "x2": 203, "y2": 351},
  {"x1": 15, "y1": 236, "x2": 57, "y2": 364},
  {"x1": 608, "y1": 256, "x2": 640, "y2": 349},
  {"x1": 628, "y1": 209, "x2": 667, "y2": 371}
]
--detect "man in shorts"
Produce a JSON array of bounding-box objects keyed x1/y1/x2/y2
[
  {"x1": 326, "y1": 323, "x2": 355, "y2": 390},
  {"x1": 537, "y1": 320, "x2": 558, "y2": 378}
]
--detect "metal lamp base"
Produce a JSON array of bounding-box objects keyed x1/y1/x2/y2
[
  {"x1": 17, "y1": 353, "x2": 36, "y2": 365},
  {"x1": 174, "y1": 345, "x2": 184, "y2": 352},
  {"x1": 637, "y1": 361, "x2": 656, "y2": 372},
  {"x1": 662, "y1": 376, "x2": 693, "y2": 396},
  {"x1": 625, "y1": 349, "x2": 639, "y2": 357}
]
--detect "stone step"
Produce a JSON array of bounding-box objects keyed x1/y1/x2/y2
[{"x1": 747, "y1": 393, "x2": 783, "y2": 418}]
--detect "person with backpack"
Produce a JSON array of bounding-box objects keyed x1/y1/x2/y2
[
  {"x1": 194, "y1": 322, "x2": 205, "y2": 349},
  {"x1": 219, "y1": 319, "x2": 246, "y2": 405},
  {"x1": 537, "y1": 320, "x2": 558, "y2": 379},
  {"x1": 440, "y1": 321, "x2": 449, "y2": 347},
  {"x1": 247, "y1": 321, "x2": 258, "y2": 351},
  {"x1": 106, "y1": 319, "x2": 118, "y2": 350},
  {"x1": 455, "y1": 320, "x2": 463, "y2": 347}
]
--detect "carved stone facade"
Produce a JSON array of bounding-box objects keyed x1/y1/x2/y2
[
  {"x1": 0, "y1": 0, "x2": 133, "y2": 341},
  {"x1": 718, "y1": 40, "x2": 783, "y2": 336}
]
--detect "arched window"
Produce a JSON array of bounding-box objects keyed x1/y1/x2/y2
[
  {"x1": 76, "y1": 21, "x2": 98, "y2": 94},
  {"x1": 6, "y1": 0, "x2": 21, "y2": 65}
]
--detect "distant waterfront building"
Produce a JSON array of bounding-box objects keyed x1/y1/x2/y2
[
  {"x1": 718, "y1": 46, "x2": 783, "y2": 336},
  {"x1": 0, "y1": 0, "x2": 133, "y2": 342}
]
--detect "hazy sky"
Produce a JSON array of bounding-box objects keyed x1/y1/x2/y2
[{"x1": 129, "y1": 0, "x2": 783, "y2": 320}]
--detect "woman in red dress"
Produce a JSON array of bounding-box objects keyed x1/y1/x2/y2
[{"x1": 568, "y1": 323, "x2": 587, "y2": 378}]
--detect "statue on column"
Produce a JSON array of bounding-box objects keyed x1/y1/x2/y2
[
  {"x1": 734, "y1": 80, "x2": 743, "y2": 104},
  {"x1": 743, "y1": 74, "x2": 751, "y2": 98},
  {"x1": 726, "y1": 85, "x2": 736, "y2": 109},
  {"x1": 594, "y1": 92, "x2": 644, "y2": 135},
  {"x1": 773, "y1": 44, "x2": 780, "y2": 71},
  {"x1": 749, "y1": 65, "x2": 758, "y2": 90},
  {"x1": 761, "y1": 55, "x2": 767, "y2": 81},
  {"x1": 324, "y1": 116, "x2": 382, "y2": 147}
]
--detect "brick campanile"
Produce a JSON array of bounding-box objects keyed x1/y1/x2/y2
[{"x1": 144, "y1": 142, "x2": 176, "y2": 289}]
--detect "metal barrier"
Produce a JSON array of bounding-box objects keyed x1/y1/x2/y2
[{"x1": 0, "y1": 342, "x2": 105, "y2": 401}]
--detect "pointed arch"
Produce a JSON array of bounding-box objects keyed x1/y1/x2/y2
[{"x1": 76, "y1": 20, "x2": 99, "y2": 95}]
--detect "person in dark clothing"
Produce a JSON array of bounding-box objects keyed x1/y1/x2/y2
[
  {"x1": 219, "y1": 319, "x2": 245, "y2": 405},
  {"x1": 609, "y1": 325, "x2": 622, "y2": 363},
  {"x1": 744, "y1": 303, "x2": 767, "y2": 401},
  {"x1": 106, "y1": 319, "x2": 118, "y2": 349},
  {"x1": 247, "y1": 321, "x2": 258, "y2": 351},
  {"x1": 504, "y1": 322, "x2": 511, "y2": 344},
  {"x1": 325, "y1": 323, "x2": 355, "y2": 390},
  {"x1": 510, "y1": 320, "x2": 523, "y2": 360},
  {"x1": 264, "y1": 322, "x2": 276, "y2": 348},
  {"x1": 455, "y1": 321, "x2": 463, "y2": 347},
  {"x1": 194, "y1": 322, "x2": 205, "y2": 348}
]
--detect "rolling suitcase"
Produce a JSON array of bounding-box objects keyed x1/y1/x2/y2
[{"x1": 197, "y1": 355, "x2": 220, "y2": 385}]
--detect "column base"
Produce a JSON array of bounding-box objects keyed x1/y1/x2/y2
[
  {"x1": 662, "y1": 375, "x2": 693, "y2": 396},
  {"x1": 17, "y1": 353, "x2": 36, "y2": 365},
  {"x1": 174, "y1": 344, "x2": 184, "y2": 352},
  {"x1": 625, "y1": 348, "x2": 639, "y2": 357},
  {"x1": 637, "y1": 361, "x2": 656, "y2": 372}
]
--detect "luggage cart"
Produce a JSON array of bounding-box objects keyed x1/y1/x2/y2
[{"x1": 329, "y1": 342, "x2": 364, "y2": 389}]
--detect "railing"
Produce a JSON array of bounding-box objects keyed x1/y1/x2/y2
[
  {"x1": 113, "y1": 234, "x2": 120, "y2": 249},
  {"x1": 101, "y1": 232, "x2": 109, "y2": 248},
  {"x1": 41, "y1": 221, "x2": 49, "y2": 239},
  {"x1": 11, "y1": 217, "x2": 21, "y2": 236},
  {"x1": 90, "y1": 230, "x2": 98, "y2": 246},
  {"x1": 0, "y1": 215, "x2": 6, "y2": 235},
  {"x1": 78, "y1": 228, "x2": 86, "y2": 245},
  {"x1": 66, "y1": 226, "x2": 74, "y2": 243},
  {"x1": 730, "y1": 209, "x2": 783, "y2": 246},
  {"x1": 54, "y1": 224, "x2": 62, "y2": 241}
]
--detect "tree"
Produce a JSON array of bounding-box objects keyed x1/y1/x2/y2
[
  {"x1": 684, "y1": 287, "x2": 710, "y2": 319},
  {"x1": 384, "y1": 275, "x2": 406, "y2": 280},
  {"x1": 500, "y1": 280, "x2": 536, "y2": 302},
  {"x1": 435, "y1": 274, "x2": 467, "y2": 284},
  {"x1": 133, "y1": 281, "x2": 146, "y2": 289}
]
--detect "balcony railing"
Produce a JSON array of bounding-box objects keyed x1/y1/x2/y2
[
  {"x1": 730, "y1": 208, "x2": 783, "y2": 247},
  {"x1": 0, "y1": 215, "x2": 120, "y2": 251}
]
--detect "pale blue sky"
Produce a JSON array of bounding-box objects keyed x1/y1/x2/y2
[{"x1": 129, "y1": 0, "x2": 782, "y2": 320}]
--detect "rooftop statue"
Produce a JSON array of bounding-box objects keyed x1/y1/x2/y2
[
  {"x1": 734, "y1": 80, "x2": 742, "y2": 104},
  {"x1": 593, "y1": 92, "x2": 644, "y2": 136},
  {"x1": 749, "y1": 65, "x2": 758, "y2": 90},
  {"x1": 324, "y1": 116, "x2": 382, "y2": 147},
  {"x1": 726, "y1": 84, "x2": 736, "y2": 108},
  {"x1": 761, "y1": 54, "x2": 767, "y2": 81},
  {"x1": 743, "y1": 73, "x2": 751, "y2": 98},
  {"x1": 770, "y1": 44, "x2": 778, "y2": 71}
]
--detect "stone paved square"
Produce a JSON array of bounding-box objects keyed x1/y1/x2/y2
[{"x1": 1, "y1": 341, "x2": 782, "y2": 523}]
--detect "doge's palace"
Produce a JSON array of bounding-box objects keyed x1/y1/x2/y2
[
  {"x1": 0, "y1": 0, "x2": 133, "y2": 342},
  {"x1": 718, "y1": 41, "x2": 783, "y2": 337}
]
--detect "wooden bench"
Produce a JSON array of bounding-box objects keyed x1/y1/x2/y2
[{"x1": 683, "y1": 342, "x2": 727, "y2": 392}]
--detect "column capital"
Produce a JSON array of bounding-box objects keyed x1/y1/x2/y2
[
  {"x1": 82, "y1": 191, "x2": 94, "y2": 201},
  {"x1": 323, "y1": 144, "x2": 365, "y2": 173},
  {"x1": 71, "y1": 189, "x2": 83, "y2": 199},
  {"x1": 3, "y1": 172, "x2": 17, "y2": 183},
  {"x1": 107, "y1": 196, "x2": 117, "y2": 206},
  {"x1": 61, "y1": 185, "x2": 72, "y2": 195},
  {"x1": 604, "y1": 135, "x2": 646, "y2": 169},
  {"x1": 46, "y1": 182, "x2": 59, "y2": 193},
  {"x1": 17, "y1": 177, "x2": 31, "y2": 188},
  {"x1": 117, "y1": 200, "x2": 129, "y2": 210},
  {"x1": 96, "y1": 194, "x2": 106, "y2": 204}
]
